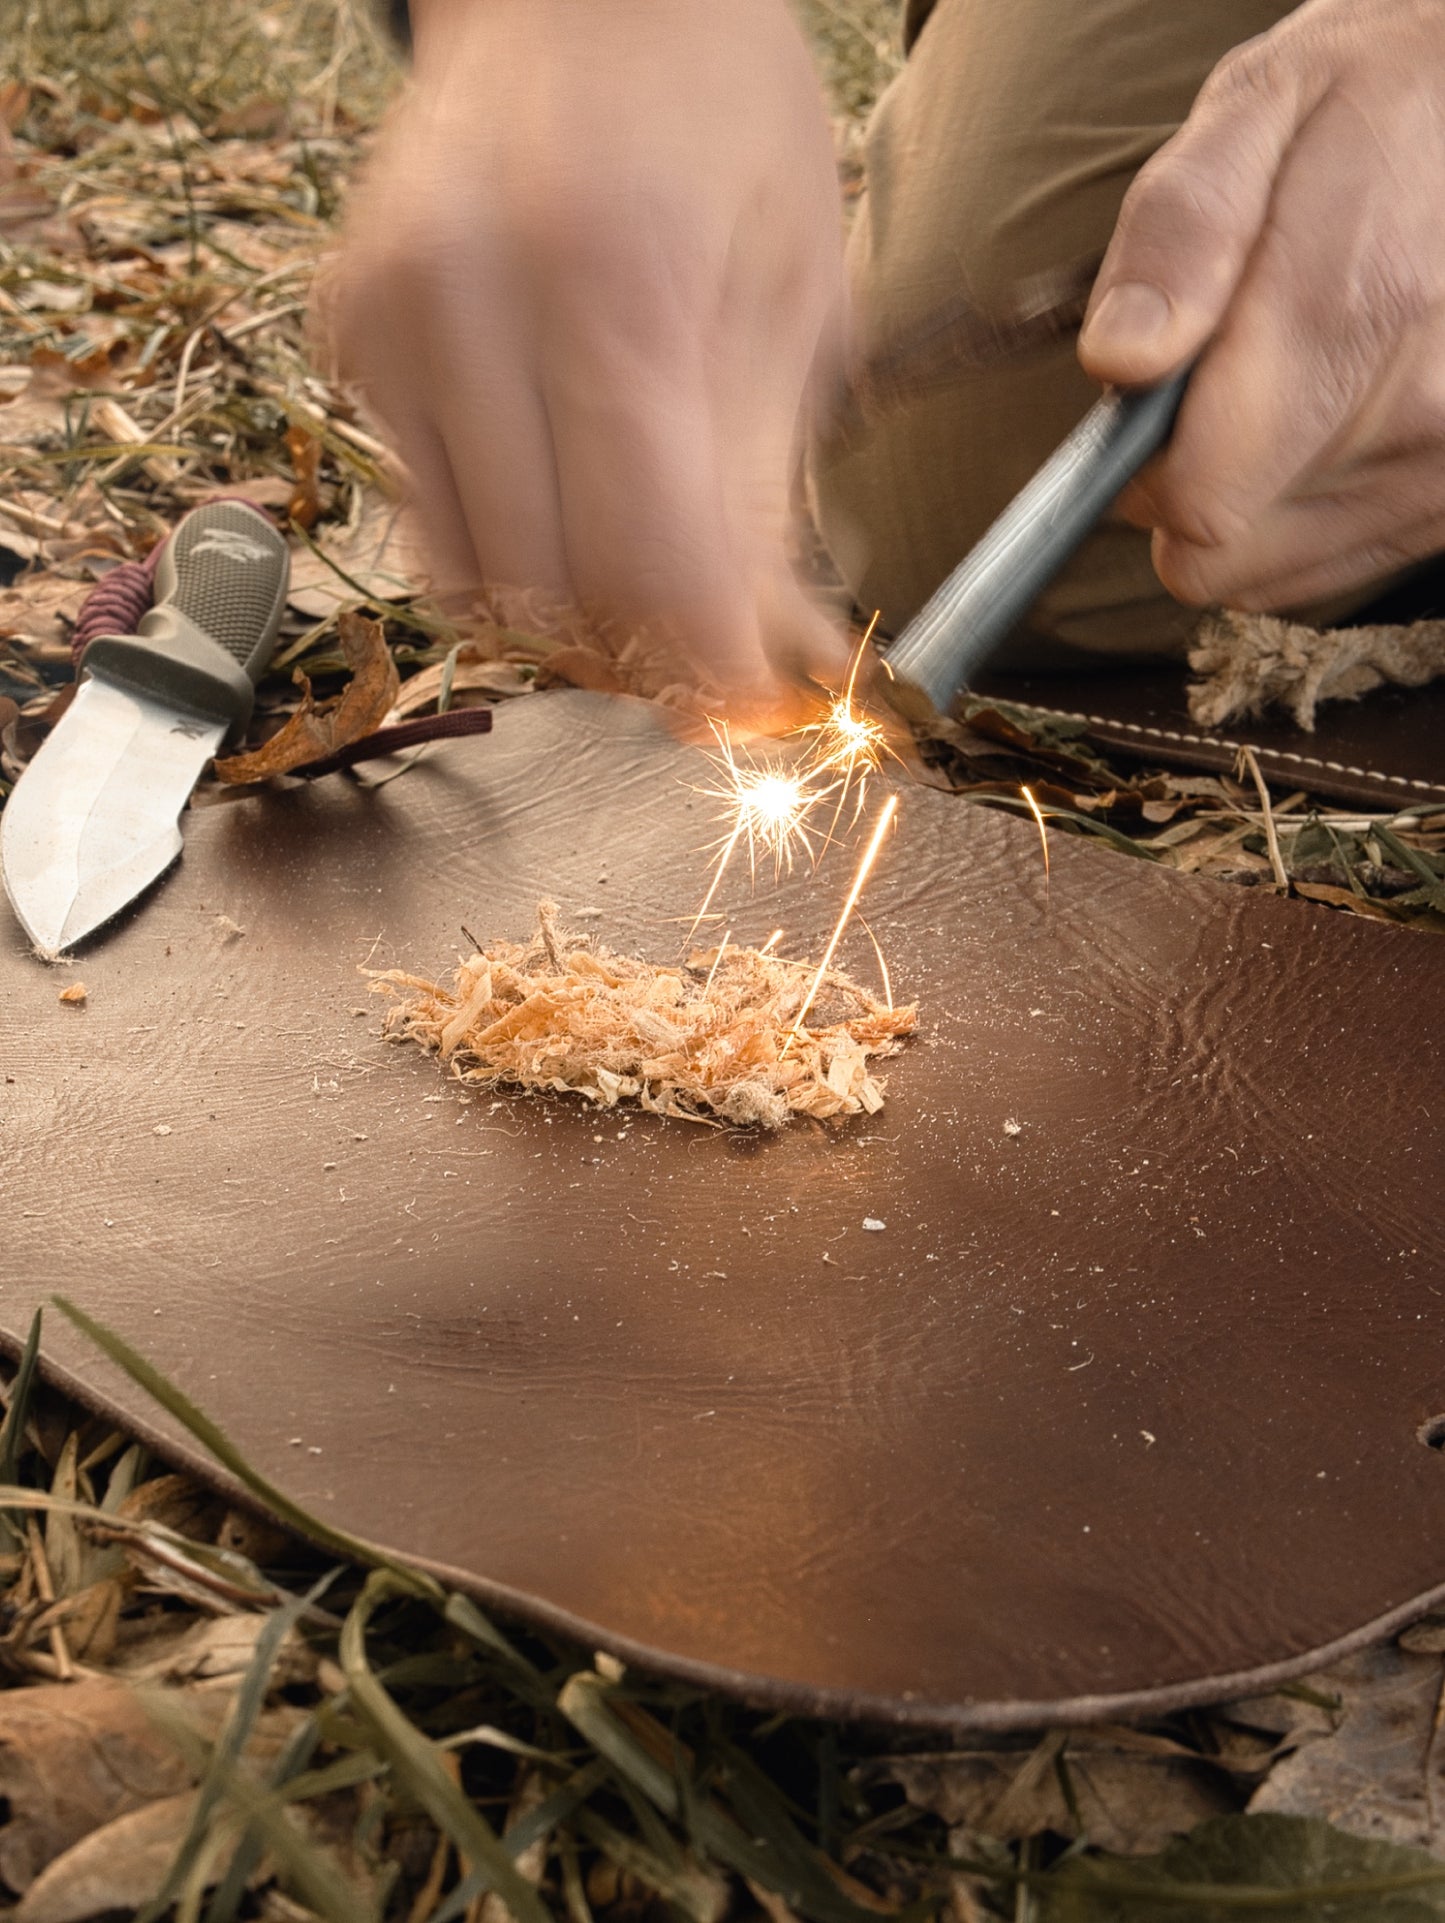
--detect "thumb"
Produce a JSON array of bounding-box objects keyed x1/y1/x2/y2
[{"x1": 1078, "y1": 40, "x2": 1320, "y2": 386}]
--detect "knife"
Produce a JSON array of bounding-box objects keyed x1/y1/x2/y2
[
  {"x1": 882, "y1": 366, "x2": 1191, "y2": 721},
  {"x1": 1, "y1": 500, "x2": 289, "y2": 959}
]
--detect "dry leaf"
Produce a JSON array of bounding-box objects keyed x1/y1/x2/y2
[
  {"x1": 535, "y1": 645, "x2": 625, "y2": 696},
  {"x1": 284, "y1": 498, "x2": 429, "y2": 618},
  {"x1": 117, "y1": 1613, "x2": 316, "y2": 1692},
  {"x1": 214, "y1": 609, "x2": 398, "y2": 783},
  {"x1": 57, "y1": 983, "x2": 86, "y2": 1005},
  {"x1": 386, "y1": 646, "x2": 532, "y2": 720},
  {"x1": 1292, "y1": 881, "x2": 1400, "y2": 923},
  {"x1": 14, "y1": 1791, "x2": 200, "y2": 1923},
  {"x1": 1246, "y1": 1646, "x2": 1445, "y2": 1852},
  {"x1": 0, "y1": 1681, "x2": 198, "y2": 1892},
  {"x1": 27, "y1": 341, "x2": 133, "y2": 396},
  {"x1": 873, "y1": 1729, "x2": 1235, "y2": 1857},
  {"x1": 284, "y1": 422, "x2": 321, "y2": 529}
]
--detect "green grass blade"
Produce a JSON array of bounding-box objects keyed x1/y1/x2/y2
[
  {"x1": 339, "y1": 1570, "x2": 552, "y2": 1923},
  {"x1": 559, "y1": 1672, "x2": 887, "y2": 1923},
  {"x1": 430, "y1": 1760, "x2": 611, "y2": 1923},
  {"x1": 0, "y1": 1309, "x2": 43, "y2": 1549},
  {"x1": 205, "y1": 1715, "x2": 326, "y2": 1923},
  {"x1": 138, "y1": 1569, "x2": 338, "y2": 1923}
]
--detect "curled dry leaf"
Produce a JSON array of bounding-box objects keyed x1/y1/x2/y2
[
  {"x1": 373, "y1": 900, "x2": 916, "y2": 1130},
  {"x1": 214, "y1": 609, "x2": 398, "y2": 783}
]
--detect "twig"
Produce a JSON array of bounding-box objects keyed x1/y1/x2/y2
[
  {"x1": 1238, "y1": 746, "x2": 1289, "y2": 891},
  {"x1": 25, "y1": 1516, "x2": 74, "y2": 1681}
]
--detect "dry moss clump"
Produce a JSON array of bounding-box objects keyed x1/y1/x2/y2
[{"x1": 372, "y1": 902, "x2": 916, "y2": 1129}]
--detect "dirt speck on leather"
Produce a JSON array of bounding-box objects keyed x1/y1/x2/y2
[{"x1": 372, "y1": 900, "x2": 916, "y2": 1129}]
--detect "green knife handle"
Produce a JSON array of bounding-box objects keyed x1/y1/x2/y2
[{"x1": 83, "y1": 501, "x2": 290, "y2": 736}]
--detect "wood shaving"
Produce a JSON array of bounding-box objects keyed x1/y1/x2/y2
[
  {"x1": 57, "y1": 981, "x2": 86, "y2": 1004},
  {"x1": 371, "y1": 902, "x2": 916, "y2": 1129}
]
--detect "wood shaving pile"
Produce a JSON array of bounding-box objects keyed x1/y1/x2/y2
[{"x1": 372, "y1": 902, "x2": 916, "y2": 1129}]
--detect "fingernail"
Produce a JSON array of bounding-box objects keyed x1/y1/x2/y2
[{"x1": 1081, "y1": 282, "x2": 1172, "y2": 358}]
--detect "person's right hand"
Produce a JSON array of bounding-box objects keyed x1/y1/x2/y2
[
  {"x1": 326, "y1": 0, "x2": 849, "y2": 704},
  {"x1": 1079, "y1": 0, "x2": 1445, "y2": 615}
]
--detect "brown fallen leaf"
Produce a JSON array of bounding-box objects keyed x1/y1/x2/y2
[
  {"x1": 0, "y1": 572, "x2": 91, "y2": 653},
  {"x1": 0, "y1": 1681, "x2": 198, "y2": 1893},
  {"x1": 1292, "y1": 881, "x2": 1399, "y2": 923},
  {"x1": 14, "y1": 1790, "x2": 200, "y2": 1923},
  {"x1": 1246, "y1": 1646, "x2": 1445, "y2": 1852},
  {"x1": 214, "y1": 609, "x2": 399, "y2": 783},
  {"x1": 284, "y1": 422, "x2": 322, "y2": 530},
  {"x1": 871, "y1": 1728, "x2": 1236, "y2": 1857},
  {"x1": 27, "y1": 341, "x2": 134, "y2": 397},
  {"x1": 387, "y1": 645, "x2": 533, "y2": 720},
  {"x1": 283, "y1": 498, "x2": 430, "y2": 618},
  {"x1": 534, "y1": 645, "x2": 625, "y2": 696},
  {"x1": 57, "y1": 983, "x2": 85, "y2": 1005},
  {"x1": 116, "y1": 1612, "x2": 316, "y2": 1692}
]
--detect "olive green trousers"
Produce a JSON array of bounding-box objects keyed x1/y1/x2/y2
[{"x1": 809, "y1": 0, "x2": 1298, "y2": 663}]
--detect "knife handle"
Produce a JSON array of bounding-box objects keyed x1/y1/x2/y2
[
  {"x1": 884, "y1": 365, "x2": 1192, "y2": 720},
  {"x1": 82, "y1": 501, "x2": 290, "y2": 737}
]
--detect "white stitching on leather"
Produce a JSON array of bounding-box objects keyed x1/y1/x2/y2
[{"x1": 1004, "y1": 703, "x2": 1445, "y2": 797}]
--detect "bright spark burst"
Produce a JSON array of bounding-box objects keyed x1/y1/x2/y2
[
  {"x1": 793, "y1": 615, "x2": 897, "y2": 853},
  {"x1": 684, "y1": 722, "x2": 837, "y2": 947},
  {"x1": 786, "y1": 791, "x2": 900, "y2": 1049}
]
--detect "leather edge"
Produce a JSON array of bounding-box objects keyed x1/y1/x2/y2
[
  {"x1": 9, "y1": 1324, "x2": 1442, "y2": 1733},
  {"x1": 993, "y1": 699, "x2": 1445, "y2": 814}
]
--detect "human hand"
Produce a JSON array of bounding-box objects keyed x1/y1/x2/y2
[
  {"x1": 326, "y1": 0, "x2": 848, "y2": 704},
  {"x1": 1078, "y1": 0, "x2": 1445, "y2": 613}
]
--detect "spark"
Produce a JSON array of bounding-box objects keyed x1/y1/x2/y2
[
  {"x1": 685, "y1": 721, "x2": 835, "y2": 946},
  {"x1": 795, "y1": 613, "x2": 891, "y2": 835},
  {"x1": 757, "y1": 928, "x2": 784, "y2": 957},
  {"x1": 699, "y1": 721, "x2": 833, "y2": 879},
  {"x1": 785, "y1": 792, "x2": 900, "y2": 1049},
  {"x1": 1020, "y1": 784, "x2": 1050, "y2": 892}
]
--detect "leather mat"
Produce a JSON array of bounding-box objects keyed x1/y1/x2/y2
[
  {"x1": 3, "y1": 690, "x2": 1444, "y2": 1729},
  {"x1": 975, "y1": 667, "x2": 1445, "y2": 812}
]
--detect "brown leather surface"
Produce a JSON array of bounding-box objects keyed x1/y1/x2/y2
[
  {"x1": 3, "y1": 691, "x2": 1445, "y2": 1728},
  {"x1": 976, "y1": 666, "x2": 1445, "y2": 812}
]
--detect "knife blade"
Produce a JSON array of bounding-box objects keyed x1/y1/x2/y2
[
  {"x1": 1, "y1": 500, "x2": 289, "y2": 959},
  {"x1": 882, "y1": 366, "x2": 1192, "y2": 721}
]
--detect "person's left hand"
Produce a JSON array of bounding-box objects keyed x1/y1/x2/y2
[{"x1": 1078, "y1": 0, "x2": 1445, "y2": 613}]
